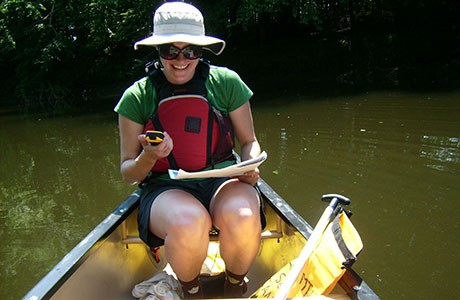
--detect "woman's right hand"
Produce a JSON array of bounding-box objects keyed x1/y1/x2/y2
[{"x1": 137, "y1": 131, "x2": 174, "y2": 162}]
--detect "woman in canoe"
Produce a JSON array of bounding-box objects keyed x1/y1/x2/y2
[{"x1": 114, "y1": 2, "x2": 264, "y2": 298}]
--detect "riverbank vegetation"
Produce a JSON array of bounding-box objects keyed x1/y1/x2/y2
[{"x1": 1, "y1": 0, "x2": 459, "y2": 112}]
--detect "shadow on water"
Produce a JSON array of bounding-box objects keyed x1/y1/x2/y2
[
  {"x1": 1, "y1": 90, "x2": 459, "y2": 299},
  {"x1": 0, "y1": 113, "x2": 134, "y2": 299}
]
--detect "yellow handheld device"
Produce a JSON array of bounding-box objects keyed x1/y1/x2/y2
[{"x1": 145, "y1": 130, "x2": 164, "y2": 145}]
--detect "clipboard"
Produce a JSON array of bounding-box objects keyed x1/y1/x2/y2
[{"x1": 168, "y1": 151, "x2": 267, "y2": 180}]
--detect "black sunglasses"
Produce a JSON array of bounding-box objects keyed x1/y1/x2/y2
[{"x1": 158, "y1": 44, "x2": 203, "y2": 60}]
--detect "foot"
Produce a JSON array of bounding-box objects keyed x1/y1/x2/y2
[
  {"x1": 183, "y1": 286, "x2": 203, "y2": 299},
  {"x1": 224, "y1": 280, "x2": 247, "y2": 298}
]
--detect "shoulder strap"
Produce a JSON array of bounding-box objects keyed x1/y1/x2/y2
[
  {"x1": 331, "y1": 213, "x2": 357, "y2": 269},
  {"x1": 150, "y1": 114, "x2": 179, "y2": 171},
  {"x1": 147, "y1": 59, "x2": 210, "y2": 101}
]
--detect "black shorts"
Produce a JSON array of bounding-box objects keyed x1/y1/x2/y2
[{"x1": 138, "y1": 177, "x2": 266, "y2": 248}]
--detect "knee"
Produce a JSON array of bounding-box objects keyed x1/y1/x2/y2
[
  {"x1": 220, "y1": 203, "x2": 261, "y2": 236},
  {"x1": 212, "y1": 182, "x2": 261, "y2": 236},
  {"x1": 168, "y1": 207, "x2": 212, "y2": 240}
]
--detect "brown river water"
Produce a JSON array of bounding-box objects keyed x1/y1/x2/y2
[{"x1": 1, "y1": 90, "x2": 459, "y2": 299}]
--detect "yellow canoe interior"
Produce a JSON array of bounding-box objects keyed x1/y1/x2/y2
[{"x1": 24, "y1": 179, "x2": 378, "y2": 300}]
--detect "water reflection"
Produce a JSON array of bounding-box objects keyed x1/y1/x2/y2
[
  {"x1": 0, "y1": 114, "x2": 134, "y2": 299},
  {"x1": 1, "y1": 91, "x2": 460, "y2": 299},
  {"x1": 420, "y1": 135, "x2": 460, "y2": 173},
  {"x1": 253, "y1": 91, "x2": 460, "y2": 299}
]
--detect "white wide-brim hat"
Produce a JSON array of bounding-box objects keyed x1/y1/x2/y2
[{"x1": 134, "y1": 2, "x2": 226, "y2": 55}]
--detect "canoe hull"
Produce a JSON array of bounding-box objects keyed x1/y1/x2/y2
[{"x1": 23, "y1": 179, "x2": 379, "y2": 300}]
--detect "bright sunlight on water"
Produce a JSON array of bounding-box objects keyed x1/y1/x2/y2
[{"x1": 1, "y1": 90, "x2": 459, "y2": 299}]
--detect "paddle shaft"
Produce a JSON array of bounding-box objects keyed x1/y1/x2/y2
[{"x1": 274, "y1": 195, "x2": 350, "y2": 300}]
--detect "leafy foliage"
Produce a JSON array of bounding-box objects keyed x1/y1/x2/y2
[
  {"x1": 0, "y1": 0, "x2": 458, "y2": 111},
  {"x1": 0, "y1": 0, "x2": 159, "y2": 110}
]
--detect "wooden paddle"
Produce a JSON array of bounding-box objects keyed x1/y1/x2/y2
[{"x1": 273, "y1": 194, "x2": 351, "y2": 300}]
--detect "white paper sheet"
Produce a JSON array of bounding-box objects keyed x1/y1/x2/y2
[{"x1": 168, "y1": 151, "x2": 267, "y2": 180}]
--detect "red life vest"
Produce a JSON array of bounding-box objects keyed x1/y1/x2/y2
[{"x1": 143, "y1": 61, "x2": 234, "y2": 174}]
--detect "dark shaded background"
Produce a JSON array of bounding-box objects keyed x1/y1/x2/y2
[{"x1": 1, "y1": 0, "x2": 459, "y2": 112}]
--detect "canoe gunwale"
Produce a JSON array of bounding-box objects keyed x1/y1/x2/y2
[
  {"x1": 257, "y1": 178, "x2": 314, "y2": 240},
  {"x1": 257, "y1": 178, "x2": 380, "y2": 300},
  {"x1": 23, "y1": 179, "x2": 379, "y2": 300},
  {"x1": 23, "y1": 190, "x2": 141, "y2": 300}
]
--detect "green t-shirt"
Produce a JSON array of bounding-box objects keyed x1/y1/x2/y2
[
  {"x1": 114, "y1": 65, "x2": 253, "y2": 125},
  {"x1": 114, "y1": 64, "x2": 253, "y2": 180}
]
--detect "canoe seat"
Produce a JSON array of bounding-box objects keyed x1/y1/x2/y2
[
  {"x1": 121, "y1": 214, "x2": 283, "y2": 245},
  {"x1": 121, "y1": 228, "x2": 283, "y2": 244}
]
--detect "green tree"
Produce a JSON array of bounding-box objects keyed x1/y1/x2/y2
[
  {"x1": 1, "y1": 0, "x2": 458, "y2": 111},
  {"x1": 0, "y1": 0, "x2": 159, "y2": 111}
]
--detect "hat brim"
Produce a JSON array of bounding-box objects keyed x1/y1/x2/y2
[{"x1": 134, "y1": 34, "x2": 226, "y2": 55}]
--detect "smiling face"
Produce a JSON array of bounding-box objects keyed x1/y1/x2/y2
[{"x1": 160, "y1": 42, "x2": 200, "y2": 85}]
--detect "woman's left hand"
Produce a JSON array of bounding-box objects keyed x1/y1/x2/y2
[{"x1": 235, "y1": 168, "x2": 260, "y2": 186}]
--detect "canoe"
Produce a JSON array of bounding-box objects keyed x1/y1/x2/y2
[{"x1": 23, "y1": 177, "x2": 380, "y2": 300}]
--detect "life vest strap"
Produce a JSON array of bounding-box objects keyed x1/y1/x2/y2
[
  {"x1": 150, "y1": 114, "x2": 179, "y2": 171},
  {"x1": 207, "y1": 101, "x2": 214, "y2": 167}
]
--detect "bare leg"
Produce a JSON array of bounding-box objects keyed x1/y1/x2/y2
[
  {"x1": 149, "y1": 189, "x2": 212, "y2": 282},
  {"x1": 210, "y1": 179, "x2": 262, "y2": 275}
]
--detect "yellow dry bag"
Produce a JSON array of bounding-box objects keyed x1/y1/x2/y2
[{"x1": 251, "y1": 211, "x2": 363, "y2": 298}]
